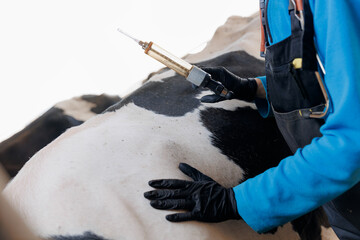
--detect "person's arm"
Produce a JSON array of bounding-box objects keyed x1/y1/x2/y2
[{"x1": 233, "y1": 0, "x2": 360, "y2": 232}]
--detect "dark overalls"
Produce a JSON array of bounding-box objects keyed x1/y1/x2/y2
[{"x1": 260, "y1": 0, "x2": 360, "y2": 239}]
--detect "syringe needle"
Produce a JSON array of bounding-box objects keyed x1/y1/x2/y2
[{"x1": 117, "y1": 28, "x2": 140, "y2": 44}]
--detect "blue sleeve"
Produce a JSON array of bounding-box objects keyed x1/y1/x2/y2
[
  {"x1": 254, "y1": 76, "x2": 272, "y2": 118},
  {"x1": 233, "y1": 0, "x2": 360, "y2": 233}
]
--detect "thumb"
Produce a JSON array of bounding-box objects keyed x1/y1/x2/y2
[
  {"x1": 179, "y1": 163, "x2": 214, "y2": 182},
  {"x1": 166, "y1": 212, "x2": 194, "y2": 222},
  {"x1": 200, "y1": 94, "x2": 226, "y2": 103}
]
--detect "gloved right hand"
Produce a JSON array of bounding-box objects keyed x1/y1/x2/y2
[{"x1": 201, "y1": 66, "x2": 258, "y2": 103}]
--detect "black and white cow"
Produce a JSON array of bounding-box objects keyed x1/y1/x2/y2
[
  {"x1": 0, "y1": 94, "x2": 120, "y2": 177},
  {"x1": 2, "y1": 50, "x2": 337, "y2": 240}
]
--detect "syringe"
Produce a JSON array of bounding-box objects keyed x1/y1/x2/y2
[{"x1": 118, "y1": 29, "x2": 233, "y2": 99}]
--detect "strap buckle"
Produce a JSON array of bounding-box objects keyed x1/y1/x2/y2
[
  {"x1": 289, "y1": 0, "x2": 305, "y2": 30},
  {"x1": 309, "y1": 55, "x2": 329, "y2": 118}
]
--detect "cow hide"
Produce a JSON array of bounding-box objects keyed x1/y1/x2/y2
[{"x1": 2, "y1": 15, "x2": 338, "y2": 240}]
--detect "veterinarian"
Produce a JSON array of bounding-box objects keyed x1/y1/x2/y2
[{"x1": 144, "y1": 1, "x2": 360, "y2": 239}]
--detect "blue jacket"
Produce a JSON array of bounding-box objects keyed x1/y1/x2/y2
[{"x1": 233, "y1": 0, "x2": 360, "y2": 233}]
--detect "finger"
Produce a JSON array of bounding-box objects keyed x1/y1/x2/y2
[
  {"x1": 200, "y1": 67, "x2": 222, "y2": 80},
  {"x1": 150, "y1": 199, "x2": 194, "y2": 210},
  {"x1": 166, "y1": 212, "x2": 195, "y2": 222},
  {"x1": 148, "y1": 179, "x2": 191, "y2": 189},
  {"x1": 179, "y1": 163, "x2": 214, "y2": 182},
  {"x1": 144, "y1": 189, "x2": 187, "y2": 200},
  {"x1": 200, "y1": 67, "x2": 219, "y2": 75},
  {"x1": 200, "y1": 94, "x2": 226, "y2": 103}
]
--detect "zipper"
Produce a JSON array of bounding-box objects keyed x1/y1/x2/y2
[{"x1": 264, "y1": 0, "x2": 273, "y2": 44}]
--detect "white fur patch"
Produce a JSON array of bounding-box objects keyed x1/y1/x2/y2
[
  {"x1": 196, "y1": 90, "x2": 257, "y2": 112},
  {"x1": 148, "y1": 70, "x2": 176, "y2": 83},
  {"x1": 55, "y1": 97, "x2": 97, "y2": 121}
]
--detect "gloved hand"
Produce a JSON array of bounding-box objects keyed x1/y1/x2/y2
[
  {"x1": 200, "y1": 66, "x2": 258, "y2": 103},
  {"x1": 144, "y1": 163, "x2": 241, "y2": 222}
]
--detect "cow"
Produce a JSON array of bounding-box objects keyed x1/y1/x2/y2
[
  {"x1": 0, "y1": 94, "x2": 120, "y2": 177},
  {"x1": 2, "y1": 15, "x2": 338, "y2": 240}
]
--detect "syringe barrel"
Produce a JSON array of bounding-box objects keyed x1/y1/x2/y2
[{"x1": 144, "y1": 42, "x2": 193, "y2": 78}]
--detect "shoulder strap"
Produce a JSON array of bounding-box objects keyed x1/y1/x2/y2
[
  {"x1": 259, "y1": 0, "x2": 267, "y2": 57},
  {"x1": 259, "y1": 0, "x2": 318, "y2": 71}
]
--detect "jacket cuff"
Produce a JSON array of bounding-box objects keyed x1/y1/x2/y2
[
  {"x1": 232, "y1": 184, "x2": 269, "y2": 233},
  {"x1": 254, "y1": 76, "x2": 272, "y2": 118}
]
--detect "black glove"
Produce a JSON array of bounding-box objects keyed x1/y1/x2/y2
[
  {"x1": 200, "y1": 66, "x2": 257, "y2": 103},
  {"x1": 144, "y1": 163, "x2": 241, "y2": 223}
]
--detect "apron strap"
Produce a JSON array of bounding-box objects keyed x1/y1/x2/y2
[
  {"x1": 259, "y1": 0, "x2": 268, "y2": 57},
  {"x1": 288, "y1": 0, "x2": 318, "y2": 71},
  {"x1": 288, "y1": 0, "x2": 303, "y2": 37},
  {"x1": 259, "y1": 8, "x2": 266, "y2": 57},
  {"x1": 259, "y1": 0, "x2": 305, "y2": 57},
  {"x1": 259, "y1": 0, "x2": 318, "y2": 70}
]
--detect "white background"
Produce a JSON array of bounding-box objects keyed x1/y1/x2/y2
[{"x1": 0, "y1": 1, "x2": 258, "y2": 142}]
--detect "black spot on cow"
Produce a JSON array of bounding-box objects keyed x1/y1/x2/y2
[
  {"x1": 107, "y1": 75, "x2": 202, "y2": 117},
  {"x1": 50, "y1": 231, "x2": 109, "y2": 240},
  {"x1": 195, "y1": 50, "x2": 265, "y2": 78},
  {"x1": 0, "y1": 94, "x2": 121, "y2": 177},
  {"x1": 107, "y1": 51, "x2": 265, "y2": 117},
  {"x1": 0, "y1": 107, "x2": 83, "y2": 177},
  {"x1": 200, "y1": 106, "x2": 291, "y2": 180}
]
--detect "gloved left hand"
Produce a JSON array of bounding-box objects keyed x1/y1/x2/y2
[{"x1": 144, "y1": 163, "x2": 241, "y2": 222}]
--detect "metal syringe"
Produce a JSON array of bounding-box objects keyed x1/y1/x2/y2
[{"x1": 118, "y1": 29, "x2": 233, "y2": 99}]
